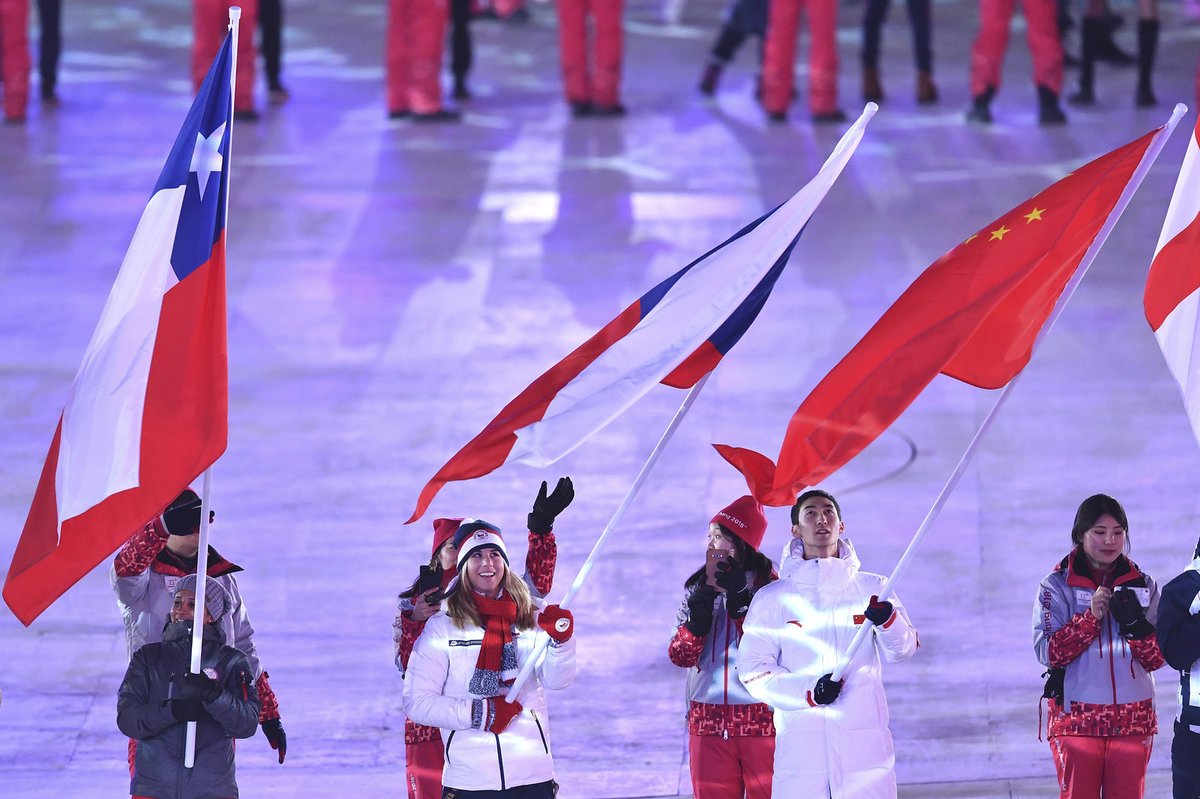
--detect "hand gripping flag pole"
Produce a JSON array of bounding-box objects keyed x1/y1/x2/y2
[
  {"x1": 185, "y1": 7, "x2": 242, "y2": 769},
  {"x1": 829, "y1": 103, "x2": 1188, "y2": 684}
]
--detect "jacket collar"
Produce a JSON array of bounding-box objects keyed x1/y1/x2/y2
[
  {"x1": 781, "y1": 536, "x2": 860, "y2": 585},
  {"x1": 1058, "y1": 548, "x2": 1143, "y2": 590},
  {"x1": 152, "y1": 545, "x2": 242, "y2": 578}
]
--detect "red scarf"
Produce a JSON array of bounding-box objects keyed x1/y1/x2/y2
[{"x1": 473, "y1": 593, "x2": 518, "y2": 677}]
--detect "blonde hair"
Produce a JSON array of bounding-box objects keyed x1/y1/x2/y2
[{"x1": 446, "y1": 563, "x2": 537, "y2": 631}]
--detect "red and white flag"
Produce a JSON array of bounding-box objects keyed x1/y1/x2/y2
[
  {"x1": 1145, "y1": 119, "x2": 1200, "y2": 443},
  {"x1": 4, "y1": 35, "x2": 235, "y2": 625},
  {"x1": 718, "y1": 126, "x2": 1167, "y2": 506},
  {"x1": 407, "y1": 108, "x2": 879, "y2": 523}
]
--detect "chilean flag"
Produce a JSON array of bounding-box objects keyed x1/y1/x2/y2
[
  {"x1": 407, "y1": 106, "x2": 878, "y2": 523},
  {"x1": 4, "y1": 35, "x2": 233, "y2": 625},
  {"x1": 1145, "y1": 118, "x2": 1200, "y2": 445}
]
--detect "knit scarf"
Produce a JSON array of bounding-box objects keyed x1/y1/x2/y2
[{"x1": 470, "y1": 593, "x2": 519, "y2": 697}]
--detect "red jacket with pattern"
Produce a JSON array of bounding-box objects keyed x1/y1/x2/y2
[
  {"x1": 1033, "y1": 549, "x2": 1165, "y2": 737},
  {"x1": 668, "y1": 567, "x2": 777, "y2": 737}
]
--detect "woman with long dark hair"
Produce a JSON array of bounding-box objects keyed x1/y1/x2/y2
[
  {"x1": 404, "y1": 520, "x2": 576, "y2": 798},
  {"x1": 669, "y1": 496, "x2": 776, "y2": 799},
  {"x1": 1034, "y1": 493, "x2": 1166, "y2": 798}
]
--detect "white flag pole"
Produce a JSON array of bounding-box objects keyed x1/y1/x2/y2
[
  {"x1": 184, "y1": 6, "x2": 241, "y2": 769},
  {"x1": 503, "y1": 373, "x2": 713, "y2": 702},
  {"x1": 829, "y1": 104, "x2": 1187, "y2": 684}
]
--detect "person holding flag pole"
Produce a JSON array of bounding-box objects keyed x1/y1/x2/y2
[
  {"x1": 409, "y1": 106, "x2": 880, "y2": 715},
  {"x1": 711, "y1": 106, "x2": 1188, "y2": 722}
]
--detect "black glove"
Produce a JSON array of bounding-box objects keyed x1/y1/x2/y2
[
  {"x1": 684, "y1": 584, "x2": 718, "y2": 637},
  {"x1": 182, "y1": 671, "x2": 222, "y2": 702},
  {"x1": 812, "y1": 673, "x2": 844, "y2": 706},
  {"x1": 1110, "y1": 588, "x2": 1154, "y2": 640},
  {"x1": 170, "y1": 696, "x2": 205, "y2": 721},
  {"x1": 864, "y1": 594, "x2": 894, "y2": 627},
  {"x1": 163, "y1": 496, "x2": 215, "y2": 536},
  {"x1": 261, "y1": 717, "x2": 287, "y2": 763},
  {"x1": 714, "y1": 562, "x2": 751, "y2": 618},
  {"x1": 527, "y1": 477, "x2": 574, "y2": 535},
  {"x1": 414, "y1": 565, "x2": 444, "y2": 602}
]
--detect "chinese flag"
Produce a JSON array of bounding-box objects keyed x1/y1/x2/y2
[{"x1": 717, "y1": 128, "x2": 1160, "y2": 506}]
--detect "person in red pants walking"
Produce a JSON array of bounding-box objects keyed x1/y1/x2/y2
[
  {"x1": 387, "y1": 0, "x2": 460, "y2": 121},
  {"x1": 760, "y1": 0, "x2": 845, "y2": 123},
  {"x1": 555, "y1": 0, "x2": 624, "y2": 117},
  {"x1": 0, "y1": 0, "x2": 31, "y2": 123},
  {"x1": 194, "y1": 0, "x2": 259, "y2": 119},
  {"x1": 966, "y1": 0, "x2": 1067, "y2": 125}
]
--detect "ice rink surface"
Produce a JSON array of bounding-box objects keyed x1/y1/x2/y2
[{"x1": 2, "y1": 0, "x2": 1199, "y2": 796}]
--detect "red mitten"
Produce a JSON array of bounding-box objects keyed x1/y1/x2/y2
[
  {"x1": 538, "y1": 604, "x2": 574, "y2": 643},
  {"x1": 489, "y1": 698, "x2": 524, "y2": 734}
]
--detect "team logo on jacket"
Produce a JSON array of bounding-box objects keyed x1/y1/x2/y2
[
  {"x1": 203, "y1": 667, "x2": 219, "y2": 680},
  {"x1": 853, "y1": 614, "x2": 866, "y2": 625}
]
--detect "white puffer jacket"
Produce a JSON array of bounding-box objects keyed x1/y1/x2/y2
[
  {"x1": 403, "y1": 605, "x2": 576, "y2": 792},
  {"x1": 738, "y1": 537, "x2": 918, "y2": 799}
]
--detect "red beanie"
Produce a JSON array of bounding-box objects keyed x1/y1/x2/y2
[
  {"x1": 711, "y1": 496, "x2": 767, "y2": 551},
  {"x1": 432, "y1": 517, "x2": 463, "y2": 558}
]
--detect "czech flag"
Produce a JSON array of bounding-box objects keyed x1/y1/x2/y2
[
  {"x1": 4, "y1": 34, "x2": 234, "y2": 625},
  {"x1": 717, "y1": 125, "x2": 1168, "y2": 506},
  {"x1": 407, "y1": 106, "x2": 878, "y2": 523},
  {"x1": 1146, "y1": 117, "x2": 1200, "y2": 445}
]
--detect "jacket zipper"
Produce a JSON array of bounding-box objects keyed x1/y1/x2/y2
[
  {"x1": 494, "y1": 731, "x2": 506, "y2": 789},
  {"x1": 532, "y1": 709, "x2": 549, "y2": 753},
  {"x1": 722, "y1": 610, "x2": 730, "y2": 740}
]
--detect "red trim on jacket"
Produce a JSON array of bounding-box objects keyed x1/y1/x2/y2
[
  {"x1": 113, "y1": 520, "x2": 169, "y2": 577},
  {"x1": 526, "y1": 531, "x2": 557, "y2": 597},
  {"x1": 686, "y1": 701, "x2": 775, "y2": 737},
  {"x1": 1049, "y1": 611, "x2": 1101, "y2": 668},
  {"x1": 668, "y1": 624, "x2": 705, "y2": 668},
  {"x1": 1047, "y1": 697, "x2": 1157, "y2": 738},
  {"x1": 256, "y1": 671, "x2": 280, "y2": 723}
]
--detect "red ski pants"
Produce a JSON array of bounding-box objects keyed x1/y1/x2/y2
[
  {"x1": 0, "y1": 0, "x2": 30, "y2": 120},
  {"x1": 555, "y1": 0, "x2": 623, "y2": 107},
  {"x1": 760, "y1": 0, "x2": 840, "y2": 115},
  {"x1": 387, "y1": 0, "x2": 449, "y2": 115},
  {"x1": 1049, "y1": 734, "x2": 1153, "y2": 799},
  {"x1": 689, "y1": 733, "x2": 775, "y2": 799},
  {"x1": 193, "y1": 0, "x2": 258, "y2": 112},
  {"x1": 969, "y1": 0, "x2": 1063, "y2": 95},
  {"x1": 405, "y1": 737, "x2": 444, "y2": 799}
]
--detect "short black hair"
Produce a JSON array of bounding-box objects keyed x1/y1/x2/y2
[
  {"x1": 1070, "y1": 494, "x2": 1129, "y2": 547},
  {"x1": 792, "y1": 489, "x2": 842, "y2": 526}
]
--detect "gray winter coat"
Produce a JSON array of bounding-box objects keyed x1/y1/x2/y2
[{"x1": 117, "y1": 621, "x2": 260, "y2": 799}]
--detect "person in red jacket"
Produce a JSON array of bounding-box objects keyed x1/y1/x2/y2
[
  {"x1": 759, "y1": 0, "x2": 844, "y2": 123},
  {"x1": 394, "y1": 478, "x2": 571, "y2": 799},
  {"x1": 555, "y1": 0, "x2": 624, "y2": 116},
  {"x1": 965, "y1": 0, "x2": 1067, "y2": 125},
  {"x1": 668, "y1": 496, "x2": 777, "y2": 799},
  {"x1": 387, "y1": 0, "x2": 460, "y2": 121},
  {"x1": 0, "y1": 0, "x2": 31, "y2": 123},
  {"x1": 194, "y1": 0, "x2": 259, "y2": 119}
]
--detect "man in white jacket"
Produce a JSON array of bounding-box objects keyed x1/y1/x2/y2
[{"x1": 738, "y1": 489, "x2": 918, "y2": 799}]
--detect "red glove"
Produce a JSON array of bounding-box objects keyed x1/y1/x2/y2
[
  {"x1": 489, "y1": 698, "x2": 523, "y2": 733},
  {"x1": 538, "y1": 605, "x2": 574, "y2": 643}
]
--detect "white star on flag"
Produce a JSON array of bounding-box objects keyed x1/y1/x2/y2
[{"x1": 190, "y1": 123, "x2": 226, "y2": 202}]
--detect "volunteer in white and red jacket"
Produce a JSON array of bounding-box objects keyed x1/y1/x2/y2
[
  {"x1": 1033, "y1": 494, "x2": 1165, "y2": 798},
  {"x1": 404, "y1": 521, "x2": 576, "y2": 797},
  {"x1": 668, "y1": 496, "x2": 777, "y2": 799},
  {"x1": 738, "y1": 489, "x2": 918, "y2": 798}
]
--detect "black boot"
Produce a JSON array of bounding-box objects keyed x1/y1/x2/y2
[
  {"x1": 1069, "y1": 17, "x2": 1102, "y2": 105},
  {"x1": 699, "y1": 62, "x2": 722, "y2": 97},
  {"x1": 1038, "y1": 85, "x2": 1068, "y2": 125},
  {"x1": 453, "y1": 74, "x2": 471, "y2": 101},
  {"x1": 966, "y1": 87, "x2": 994, "y2": 124},
  {"x1": 1136, "y1": 19, "x2": 1159, "y2": 107},
  {"x1": 1096, "y1": 15, "x2": 1135, "y2": 65}
]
